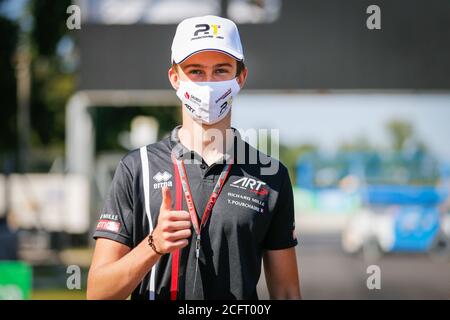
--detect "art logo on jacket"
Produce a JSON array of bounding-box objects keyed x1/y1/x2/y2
[{"x1": 230, "y1": 177, "x2": 268, "y2": 196}]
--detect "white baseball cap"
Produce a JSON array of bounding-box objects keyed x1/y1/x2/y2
[{"x1": 171, "y1": 15, "x2": 244, "y2": 64}]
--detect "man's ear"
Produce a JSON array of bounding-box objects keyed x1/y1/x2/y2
[
  {"x1": 168, "y1": 66, "x2": 180, "y2": 90},
  {"x1": 236, "y1": 66, "x2": 248, "y2": 89}
]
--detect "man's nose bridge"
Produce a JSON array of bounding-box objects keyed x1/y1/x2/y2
[{"x1": 205, "y1": 68, "x2": 214, "y2": 82}]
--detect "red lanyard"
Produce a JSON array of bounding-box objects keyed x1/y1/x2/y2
[
  {"x1": 171, "y1": 151, "x2": 233, "y2": 258},
  {"x1": 170, "y1": 151, "x2": 232, "y2": 298}
]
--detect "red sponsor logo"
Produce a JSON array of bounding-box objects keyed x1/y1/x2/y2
[
  {"x1": 96, "y1": 220, "x2": 120, "y2": 233},
  {"x1": 249, "y1": 187, "x2": 269, "y2": 196},
  {"x1": 184, "y1": 92, "x2": 190, "y2": 99}
]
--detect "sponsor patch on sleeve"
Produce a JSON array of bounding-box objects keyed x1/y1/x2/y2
[{"x1": 96, "y1": 219, "x2": 121, "y2": 233}]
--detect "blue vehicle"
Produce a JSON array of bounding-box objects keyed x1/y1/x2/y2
[{"x1": 296, "y1": 151, "x2": 450, "y2": 257}]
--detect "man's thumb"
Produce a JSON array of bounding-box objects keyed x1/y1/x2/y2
[{"x1": 160, "y1": 186, "x2": 172, "y2": 210}]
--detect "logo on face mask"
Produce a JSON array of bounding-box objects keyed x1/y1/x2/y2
[
  {"x1": 219, "y1": 99, "x2": 230, "y2": 115},
  {"x1": 176, "y1": 79, "x2": 241, "y2": 125},
  {"x1": 184, "y1": 91, "x2": 202, "y2": 105},
  {"x1": 184, "y1": 103, "x2": 195, "y2": 114},
  {"x1": 215, "y1": 88, "x2": 232, "y2": 103}
]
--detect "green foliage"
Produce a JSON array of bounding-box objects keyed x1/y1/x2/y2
[
  {"x1": 0, "y1": 15, "x2": 18, "y2": 153},
  {"x1": 29, "y1": 0, "x2": 74, "y2": 151},
  {"x1": 92, "y1": 106, "x2": 181, "y2": 153},
  {"x1": 386, "y1": 119, "x2": 413, "y2": 151},
  {"x1": 279, "y1": 143, "x2": 317, "y2": 185},
  {"x1": 255, "y1": 130, "x2": 316, "y2": 184},
  {"x1": 31, "y1": 0, "x2": 71, "y2": 56},
  {"x1": 0, "y1": 0, "x2": 75, "y2": 170}
]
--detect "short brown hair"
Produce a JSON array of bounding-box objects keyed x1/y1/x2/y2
[{"x1": 236, "y1": 60, "x2": 246, "y2": 76}]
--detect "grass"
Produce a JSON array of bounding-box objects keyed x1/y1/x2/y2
[{"x1": 32, "y1": 289, "x2": 86, "y2": 300}]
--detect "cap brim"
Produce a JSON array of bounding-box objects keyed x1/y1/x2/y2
[{"x1": 173, "y1": 48, "x2": 244, "y2": 64}]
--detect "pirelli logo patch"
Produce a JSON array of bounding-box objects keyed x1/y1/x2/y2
[{"x1": 96, "y1": 219, "x2": 120, "y2": 233}]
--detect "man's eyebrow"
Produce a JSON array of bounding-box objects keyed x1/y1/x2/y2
[
  {"x1": 183, "y1": 63, "x2": 233, "y2": 69},
  {"x1": 215, "y1": 63, "x2": 233, "y2": 68},
  {"x1": 183, "y1": 63, "x2": 204, "y2": 69}
]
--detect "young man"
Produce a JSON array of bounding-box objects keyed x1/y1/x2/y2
[{"x1": 87, "y1": 15, "x2": 301, "y2": 300}]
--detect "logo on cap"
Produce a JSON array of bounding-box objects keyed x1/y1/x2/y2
[{"x1": 192, "y1": 24, "x2": 223, "y2": 40}]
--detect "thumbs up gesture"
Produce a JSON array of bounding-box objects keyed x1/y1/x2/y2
[{"x1": 151, "y1": 186, "x2": 191, "y2": 254}]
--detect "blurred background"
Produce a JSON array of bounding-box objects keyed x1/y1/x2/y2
[{"x1": 0, "y1": 0, "x2": 449, "y2": 300}]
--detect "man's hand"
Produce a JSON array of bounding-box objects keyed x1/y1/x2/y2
[
  {"x1": 152, "y1": 186, "x2": 192, "y2": 254},
  {"x1": 87, "y1": 185, "x2": 190, "y2": 299}
]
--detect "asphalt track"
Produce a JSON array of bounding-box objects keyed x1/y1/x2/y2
[{"x1": 257, "y1": 233, "x2": 450, "y2": 300}]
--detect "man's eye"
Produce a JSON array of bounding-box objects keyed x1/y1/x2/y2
[
  {"x1": 215, "y1": 69, "x2": 229, "y2": 74},
  {"x1": 189, "y1": 69, "x2": 203, "y2": 75}
]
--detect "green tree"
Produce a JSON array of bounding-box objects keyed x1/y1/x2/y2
[
  {"x1": 0, "y1": 2, "x2": 19, "y2": 159},
  {"x1": 386, "y1": 119, "x2": 413, "y2": 151},
  {"x1": 29, "y1": 0, "x2": 73, "y2": 151}
]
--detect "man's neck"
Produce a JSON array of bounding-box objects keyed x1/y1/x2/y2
[{"x1": 178, "y1": 110, "x2": 233, "y2": 166}]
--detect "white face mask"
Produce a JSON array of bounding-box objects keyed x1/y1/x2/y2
[{"x1": 176, "y1": 78, "x2": 241, "y2": 125}]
